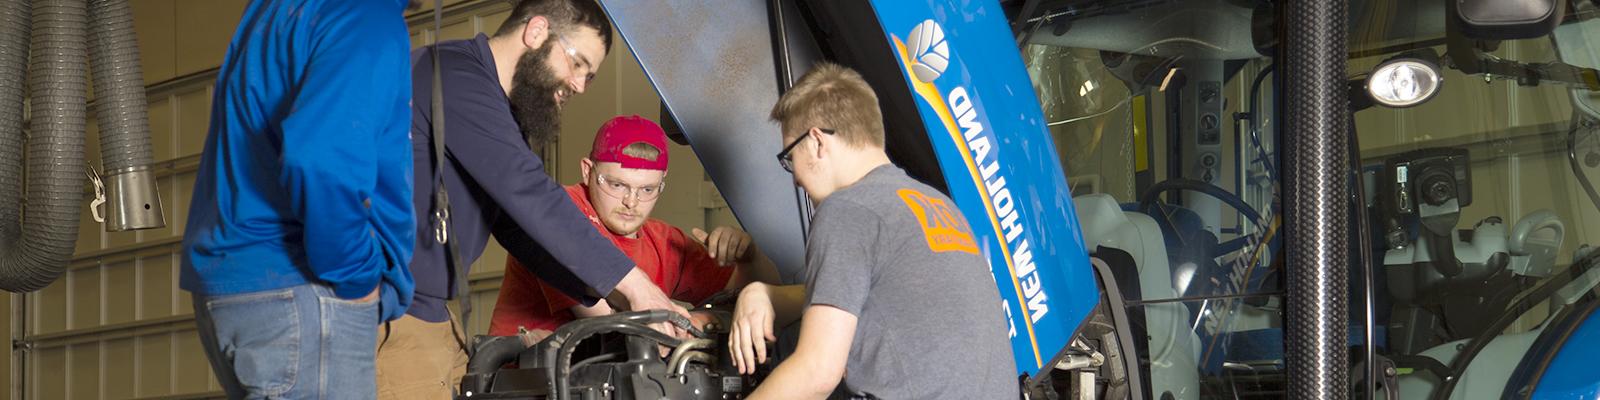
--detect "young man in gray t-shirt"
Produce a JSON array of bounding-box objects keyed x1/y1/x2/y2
[{"x1": 729, "y1": 63, "x2": 1017, "y2": 399}]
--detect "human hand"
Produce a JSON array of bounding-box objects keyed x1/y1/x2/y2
[
  {"x1": 613, "y1": 268, "x2": 692, "y2": 338},
  {"x1": 517, "y1": 327, "x2": 553, "y2": 347},
  {"x1": 689, "y1": 311, "x2": 718, "y2": 332},
  {"x1": 691, "y1": 226, "x2": 754, "y2": 266},
  {"x1": 728, "y1": 282, "x2": 777, "y2": 375}
]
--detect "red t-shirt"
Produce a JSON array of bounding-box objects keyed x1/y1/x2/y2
[{"x1": 487, "y1": 184, "x2": 734, "y2": 335}]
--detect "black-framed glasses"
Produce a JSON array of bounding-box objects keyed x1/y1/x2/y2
[{"x1": 776, "y1": 128, "x2": 835, "y2": 173}]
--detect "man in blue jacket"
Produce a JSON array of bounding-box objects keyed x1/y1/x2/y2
[
  {"x1": 384, "y1": 0, "x2": 688, "y2": 397},
  {"x1": 180, "y1": 0, "x2": 418, "y2": 398}
]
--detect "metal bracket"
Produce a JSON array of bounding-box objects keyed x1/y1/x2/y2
[
  {"x1": 11, "y1": 339, "x2": 33, "y2": 353},
  {"x1": 85, "y1": 163, "x2": 106, "y2": 223}
]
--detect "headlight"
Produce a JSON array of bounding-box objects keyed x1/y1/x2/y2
[{"x1": 1366, "y1": 58, "x2": 1442, "y2": 108}]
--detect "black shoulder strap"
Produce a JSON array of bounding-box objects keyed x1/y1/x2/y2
[{"x1": 429, "y1": 0, "x2": 473, "y2": 357}]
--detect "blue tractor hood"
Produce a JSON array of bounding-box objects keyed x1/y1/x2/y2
[{"x1": 598, "y1": 0, "x2": 1099, "y2": 378}]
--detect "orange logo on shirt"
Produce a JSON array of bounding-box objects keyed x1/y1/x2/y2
[{"x1": 897, "y1": 189, "x2": 979, "y2": 255}]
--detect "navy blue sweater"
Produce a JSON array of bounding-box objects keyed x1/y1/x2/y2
[{"x1": 407, "y1": 34, "x2": 635, "y2": 322}]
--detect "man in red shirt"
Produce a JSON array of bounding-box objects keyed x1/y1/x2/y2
[{"x1": 489, "y1": 115, "x2": 777, "y2": 339}]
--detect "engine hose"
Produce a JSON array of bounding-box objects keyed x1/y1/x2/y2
[
  {"x1": 464, "y1": 335, "x2": 528, "y2": 376},
  {"x1": 666, "y1": 338, "x2": 716, "y2": 376},
  {"x1": 542, "y1": 310, "x2": 673, "y2": 351},
  {"x1": 568, "y1": 353, "x2": 618, "y2": 372},
  {"x1": 671, "y1": 351, "x2": 713, "y2": 377},
  {"x1": 544, "y1": 311, "x2": 682, "y2": 400},
  {"x1": 537, "y1": 311, "x2": 661, "y2": 395},
  {"x1": 1, "y1": 0, "x2": 87, "y2": 293},
  {"x1": 553, "y1": 322, "x2": 682, "y2": 400}
]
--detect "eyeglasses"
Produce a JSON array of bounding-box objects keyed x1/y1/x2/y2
[
  {"x1": 555, "y1": 35, "x2": 597, "y2": 87},
  {"x1": 776, "y1": 128, "x2": 834, "y2": 173},
  {"x1": 595, "y1": 174, "x2": 664, "y2": 202}
]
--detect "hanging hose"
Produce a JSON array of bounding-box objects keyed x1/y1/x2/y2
[
  {"x1": 0, "y1": 1, "x2": 30, "y2": 253},
  {"x1": 1, "y1": 0, "x2": 165, "y2": 292},
  {"x1": 0, "y1": 0, "x2": 87, "y2": 293},
  {"x1": 87, "y1": 0, "x2": 164, "y2": 231}
]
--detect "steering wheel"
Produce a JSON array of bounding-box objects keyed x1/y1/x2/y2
[{"x1": 1138, "y1": 178, "x2": 1267, "y2": 253}]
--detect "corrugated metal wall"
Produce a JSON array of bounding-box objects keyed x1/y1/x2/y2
[{"x1": 6, "y1": 1, "x2": 735, "y2": 399}]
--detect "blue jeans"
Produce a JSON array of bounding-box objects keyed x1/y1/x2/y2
[{"x1": 193, "y1": 284, "x2": 380, "y2": 399}]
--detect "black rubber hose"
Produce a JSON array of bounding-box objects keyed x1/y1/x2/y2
[
  {"x1": 554, "y1": 322, "x2": 681, "y2": 400},
  {"x1": 464, "y1": 335, "x2": 528, "y2": 376},
  {"x1": 87, "y1": 0, "x2": 154, "y2": 173},
  {"x1": 1283, "y1": 0, "x2": 1351, "y2": 398},
  {"x1": 541, "y1": 311, "x2": 681, "y2": 400},
  {"x1": 1, "y1": 0, "x2": 87, "y2": 293}
]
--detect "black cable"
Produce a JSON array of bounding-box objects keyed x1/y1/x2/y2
[
  {"x1": 569, "y1": 353, "x2": 619, "y2": 372},
  {"x1": 1248, "y1": 63, "x2": 1278, "y2": 183},
  {"x1": 1347, "y1": 113, "x2": 1379, "y2": 400},
  {"x1": 667, "y1": 311, "x2": 707, "y2": 338}
]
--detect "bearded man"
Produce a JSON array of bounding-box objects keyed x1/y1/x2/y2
[{"x1": 389, "y1": 1, "x2": 688, "y2": 398}]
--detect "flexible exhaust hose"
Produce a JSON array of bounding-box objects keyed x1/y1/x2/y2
[
  {"x1": 0, "y1": 0, "x2": 87, "y2": 292},
  {"x1": 87, "y1": 0, "x2": 152, "y2": 173},
  {"x1": 1283, "y1": 0, "x2": 1350, "y2": 398},
  {"x1": 0, "y1": 1, "x2": 30, "y2": 250},
  {"x1": 89, "y1": 0, "x2": 164, "y2": 232}
]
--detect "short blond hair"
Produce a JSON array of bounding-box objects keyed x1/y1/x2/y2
[
  {"x1": 620, "y1": 142, "x2": 661, "y2": 162},
  {"x1": 769, "y1": 63, "x2": 885, "y2": 147}
]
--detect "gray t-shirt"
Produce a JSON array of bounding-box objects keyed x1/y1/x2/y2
[{"x1": 805, "y1": 165, "x2": 1018, "y2": 399}]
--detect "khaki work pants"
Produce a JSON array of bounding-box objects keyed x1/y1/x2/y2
[{"x1": 375, "y1": 314, "x2": 469, "y2": 399}]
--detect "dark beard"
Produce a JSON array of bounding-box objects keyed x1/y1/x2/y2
[{"x1": 508, "y1": 49, "x2": 564, "y2": 151}]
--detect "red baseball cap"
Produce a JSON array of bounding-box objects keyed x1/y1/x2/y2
[{"x1": 590, "y1": 115, "x2": 669, "y2": 171}]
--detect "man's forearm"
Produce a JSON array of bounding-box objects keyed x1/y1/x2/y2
[
  {"x1": 571, "y1": 299, "x2": 616, "y2": 318},
  {"x1": 728, "y1": 248, "x2": 782, "y2": 290},
  {"x1": 757, "y1": 284, "x2": 808, "y2": 328},
  {"x1": 748, "y1": 360, "x2": 836, "y2": 400},
  {"x1": 747, "y1": 305, "x2": 855, "y2": 399},
  {"x1": 603, "y1": 268, "x2": 644, "y2": 311}
]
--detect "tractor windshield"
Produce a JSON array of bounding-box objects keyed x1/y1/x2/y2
[{"x1": 1020, "y1": 0, "x2": 1600, "y2": 398}]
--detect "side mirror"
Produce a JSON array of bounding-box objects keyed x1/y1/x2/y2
[{"x1": 1453, "y1": 0, "x2": 1565, "y2": 40}]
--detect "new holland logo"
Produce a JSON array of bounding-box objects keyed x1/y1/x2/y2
[{"x1": 907, "y1": 19, "x2": 949, "y2": 83}]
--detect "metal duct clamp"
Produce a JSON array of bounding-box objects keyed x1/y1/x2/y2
[{"x1": 102, "y1": 165, "x2": 164, "y2": 231}]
